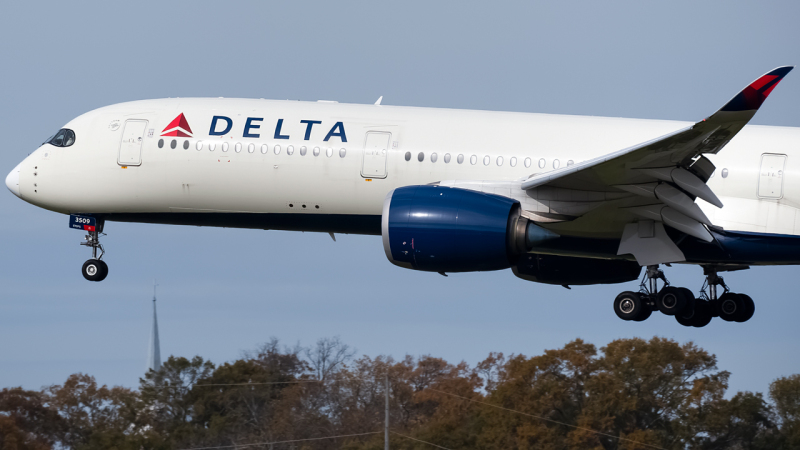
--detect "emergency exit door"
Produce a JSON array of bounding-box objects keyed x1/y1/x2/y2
[
  {"x1": 758, "y1": 153, "x2": 787, "y2": 199},
  {"x1": 361, "y1": 132, "x2": 391, "y2": 178},
  {"x1": 118, "y1": 120, "x2": 148, "y2": 166}
]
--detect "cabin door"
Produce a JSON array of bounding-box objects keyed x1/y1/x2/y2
[
  {"x1": 118, "y1": 119, "x2": 148, "y2": 166},
  {"x1": 758, "y1": 153, "x2": 787, "y2": 199},
  {"x1": 361, "y1": 131, "x2": 391, "y2": 179}
]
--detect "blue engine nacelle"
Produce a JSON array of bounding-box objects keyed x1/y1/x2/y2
[{"x1": 382, "y1": 185, "x2": 533, "y2": 272}]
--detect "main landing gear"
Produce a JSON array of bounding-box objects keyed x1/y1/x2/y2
[
  {"x1": 80, "y1": 228, "x2": 108, "y2": 282},
  {"x1": 613, "y1": 265, "x2": 754, "y2": 327}
]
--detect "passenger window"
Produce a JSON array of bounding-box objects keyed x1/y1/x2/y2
[
  {"x1": 339, "y1": 148, "x2": 346, "y2": 158},
  {"x1": 196, "y1": 141, "x2": 203, "y2": 151},
  {"x1": 235, "y1": 142, "x2": 242, "y2": 153},
  {"x1": 158, "y1": 139, "x2": 164, "y2": 148},
  {"x1": 444, "y1": 153, "x2": 451, "y2": 163},
  {"x1": 326, "y1": 148, "x2": 333, "y2": 157},
  {"x1": 553, "y1": 159, "x2": 560, "y2": 169},
  {"x1": 470, "y1": 155, "x2": 477, "y2": 165},
  {"x1": 483, "y1": 155, "x2": 490, "y2": 166},
  {"x1": 300, "y1": 146, "x2": 307, "y2": 156},
  {"x1": 209, "y1": 142, "x2": 216, "y2": 152},
  {"x1": 288, "y1": 145, "x2": 295, "y2": 155},
  {"x1": 538, "y1": 158, "x2": 545, "y2": 169},
  {"x1": 431, "y1": 152, "x2": 438, "y2": 163},
  {"x1": 274, "y1": 145, "x2": 281, "y2": 155},
  {"x1": 418, "y1": 152, "x2": 424, "y2": 162},
  {"x1": 261, "y1": 144, "x2": 268, "y2": 154},
  {"x1": 510, "y1": 157, "x2": 517, "y2": 167},
  {"x1": 222, "y1": 142, "x2": 229, "y2": 152},
  {"x1": 567, "y1": 160, "x2": 574, "y2": 166},
  {"x1": 524, "y1": 157, "x2": 532, "y2": 168},
  {"x1": 313, "y1": 147, "x2": 320, "y2": 157},
  {"x1": 405, "y1": 152, "x2": 411, "y2": 161},
  {"x1": 171, "y1": 140, "x2": 177, "y2": 149},
  {"x1": 457, "y1": 154, "x2": 464, "y2": 164},
  {"x1": 497, "y1": 156, "x2": 503, "y2": 166},
  {"x1": 248, "y1": 143, "x2": 255, "y2": 153},
  {"x1": 183, "y1": 140, "x2": 190, "y2": 150}
]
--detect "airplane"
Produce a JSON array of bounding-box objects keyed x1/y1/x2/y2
[{"x1": 5, "y1": 66, "x2": 798, "y2": 328}]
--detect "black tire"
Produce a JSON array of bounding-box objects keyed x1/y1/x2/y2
[
  {"x1": 96, "y1": 260, "x2": 109, "y2": 281},
  {"x1": 82, "y1": 259, "x2": 104, "y2": 282},
  {"x1": 633, "y1": 305, "x2": 653, "y2": 322},
  {"x1": 614, "y1": 291, "x2": 644, "y2": 321},
  {"x1": 692, "y1": 299, "x2": 713, "y2": 328},
  {"x1": 736, "y1": 294, "x2": 755, "y2": 323},
  {"x1": 675, "y1": 297, "x2": 697, "y2": 327},
  {"x1": 657, "y1": 286, "x2": 688, "y2": 316},
  {"x1": 718, "y1": 292, "x2": 745, "y2": 322}
]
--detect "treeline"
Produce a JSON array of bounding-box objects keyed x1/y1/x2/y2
[{"x1": 1, "y1": 337, "x2": 799, "y2": 450}]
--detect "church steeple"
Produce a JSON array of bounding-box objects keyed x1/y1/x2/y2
[{"x1": 148, "y1": 280, "x2": 161, "y2": 372}]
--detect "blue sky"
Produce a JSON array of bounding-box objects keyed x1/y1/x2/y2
[{"x1": 1, "y1": 1, "x2": 799, "y2": 397}]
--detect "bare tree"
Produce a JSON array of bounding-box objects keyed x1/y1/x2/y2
[{"x1": 304, "y1": 337, "x2": 355, "y2": 382}]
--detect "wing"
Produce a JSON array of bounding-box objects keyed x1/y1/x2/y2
[
  {"x1": 522, "y1": 66, "x2": 793, "y2": 192},
  {"x1": 443, "y1": 66, "x2": 793, "y2": 265}
]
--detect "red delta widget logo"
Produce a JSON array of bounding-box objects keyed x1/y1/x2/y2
[{"x1": 161, "y1": 113, "x2": 193, "y2": 137}]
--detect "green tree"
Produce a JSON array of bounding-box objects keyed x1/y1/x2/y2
[
  {"x1": 0, "y1": 388, "x2": 62, "y2": 450},
  {"x1": 770, "y1": 374, "x2": 800, "y2": 448},
  {"x1": 45, "y1": 374, "x2": 140, "y2": 450}
]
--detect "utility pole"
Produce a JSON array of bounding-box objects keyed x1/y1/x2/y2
[{"x1": 385, "y1": 373, "x2": 390, "y2": 450}]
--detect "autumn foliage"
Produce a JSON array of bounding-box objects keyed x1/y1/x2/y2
[{"x1": 1, "y1": 337, "x2": 799, "y2": 450}]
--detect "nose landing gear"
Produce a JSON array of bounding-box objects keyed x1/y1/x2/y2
[
  {"x1": 80, "y1": 228, "x2": 108, "y2": 282},
  {"x1": 613, "y1": 264, "x2": 754, "y2": 326}
]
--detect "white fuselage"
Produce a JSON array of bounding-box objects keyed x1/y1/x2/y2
[{"x1": 8, "y1": 98, "x2": 800, "y2": 237}]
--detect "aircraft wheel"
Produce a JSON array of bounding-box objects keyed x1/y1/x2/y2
[
  {"x1": 82, "y1": 259, "x2": 106, "y2": 282},
  {"x1": 735, "y1": 294, "x2": 755, "y2": 323},
  {"x1": 96, "y1": 260, "x2": 108, "y2": 281},
  {"x1": 675, "y1": 297, "x2": 696, "y2": 327},
  {"x1": 657, "y1": 286, "x2": 688, "y2": 316},
  {"x1": 633, "y1": 304, "x2": 653, "y2": 322},
  {"x1": 691, "y1": 299, "x2": 713, "y2": 328},
  {"x1": 718, "y1": 293, "x2": 745, "y2": 322},
  {"x1": 614, "y1": 291, "x2": 645, "y2": 321}
]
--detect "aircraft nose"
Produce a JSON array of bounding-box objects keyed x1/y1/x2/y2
[{"x1": 5, "y1": 163, "x2": 21, "y2": 198}]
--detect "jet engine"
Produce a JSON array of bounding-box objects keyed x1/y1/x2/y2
[{"x1": 381, "y1": 185, "x2": 559, "y2": 273}]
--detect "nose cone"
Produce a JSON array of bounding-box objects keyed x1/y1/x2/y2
[{"x1": 6, "y1": 163, "x2": 21, "y2": 198}]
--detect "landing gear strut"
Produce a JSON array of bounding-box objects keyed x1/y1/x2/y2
[
  {"x1": 699, "y1": 266, "x2": 754, "y2": 323},
  {"x1": 80, "y1": 227, "x2": 108, "y2": 282},
  {"x1": 613, "y1": 264, "x2": 754, "y2": 326}
]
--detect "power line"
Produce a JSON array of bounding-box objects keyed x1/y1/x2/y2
[
  {"x1": 391, "y1": 431, "x2": 453, "y2": 450},
  {"x1": 175, "y1": 431, "x2": 380, "y2": 450},
  {"x1": 427, "y1": 388, "x2": 665, "y2": 450}
]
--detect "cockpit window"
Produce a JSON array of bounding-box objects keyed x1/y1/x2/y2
[{"x1": 46, "y1": 129, "x2": 76, "y2": 147}]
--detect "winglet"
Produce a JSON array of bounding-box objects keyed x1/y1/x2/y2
[{"x1": 720, "y1": 66, "x2": 794, "y2": 112}]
